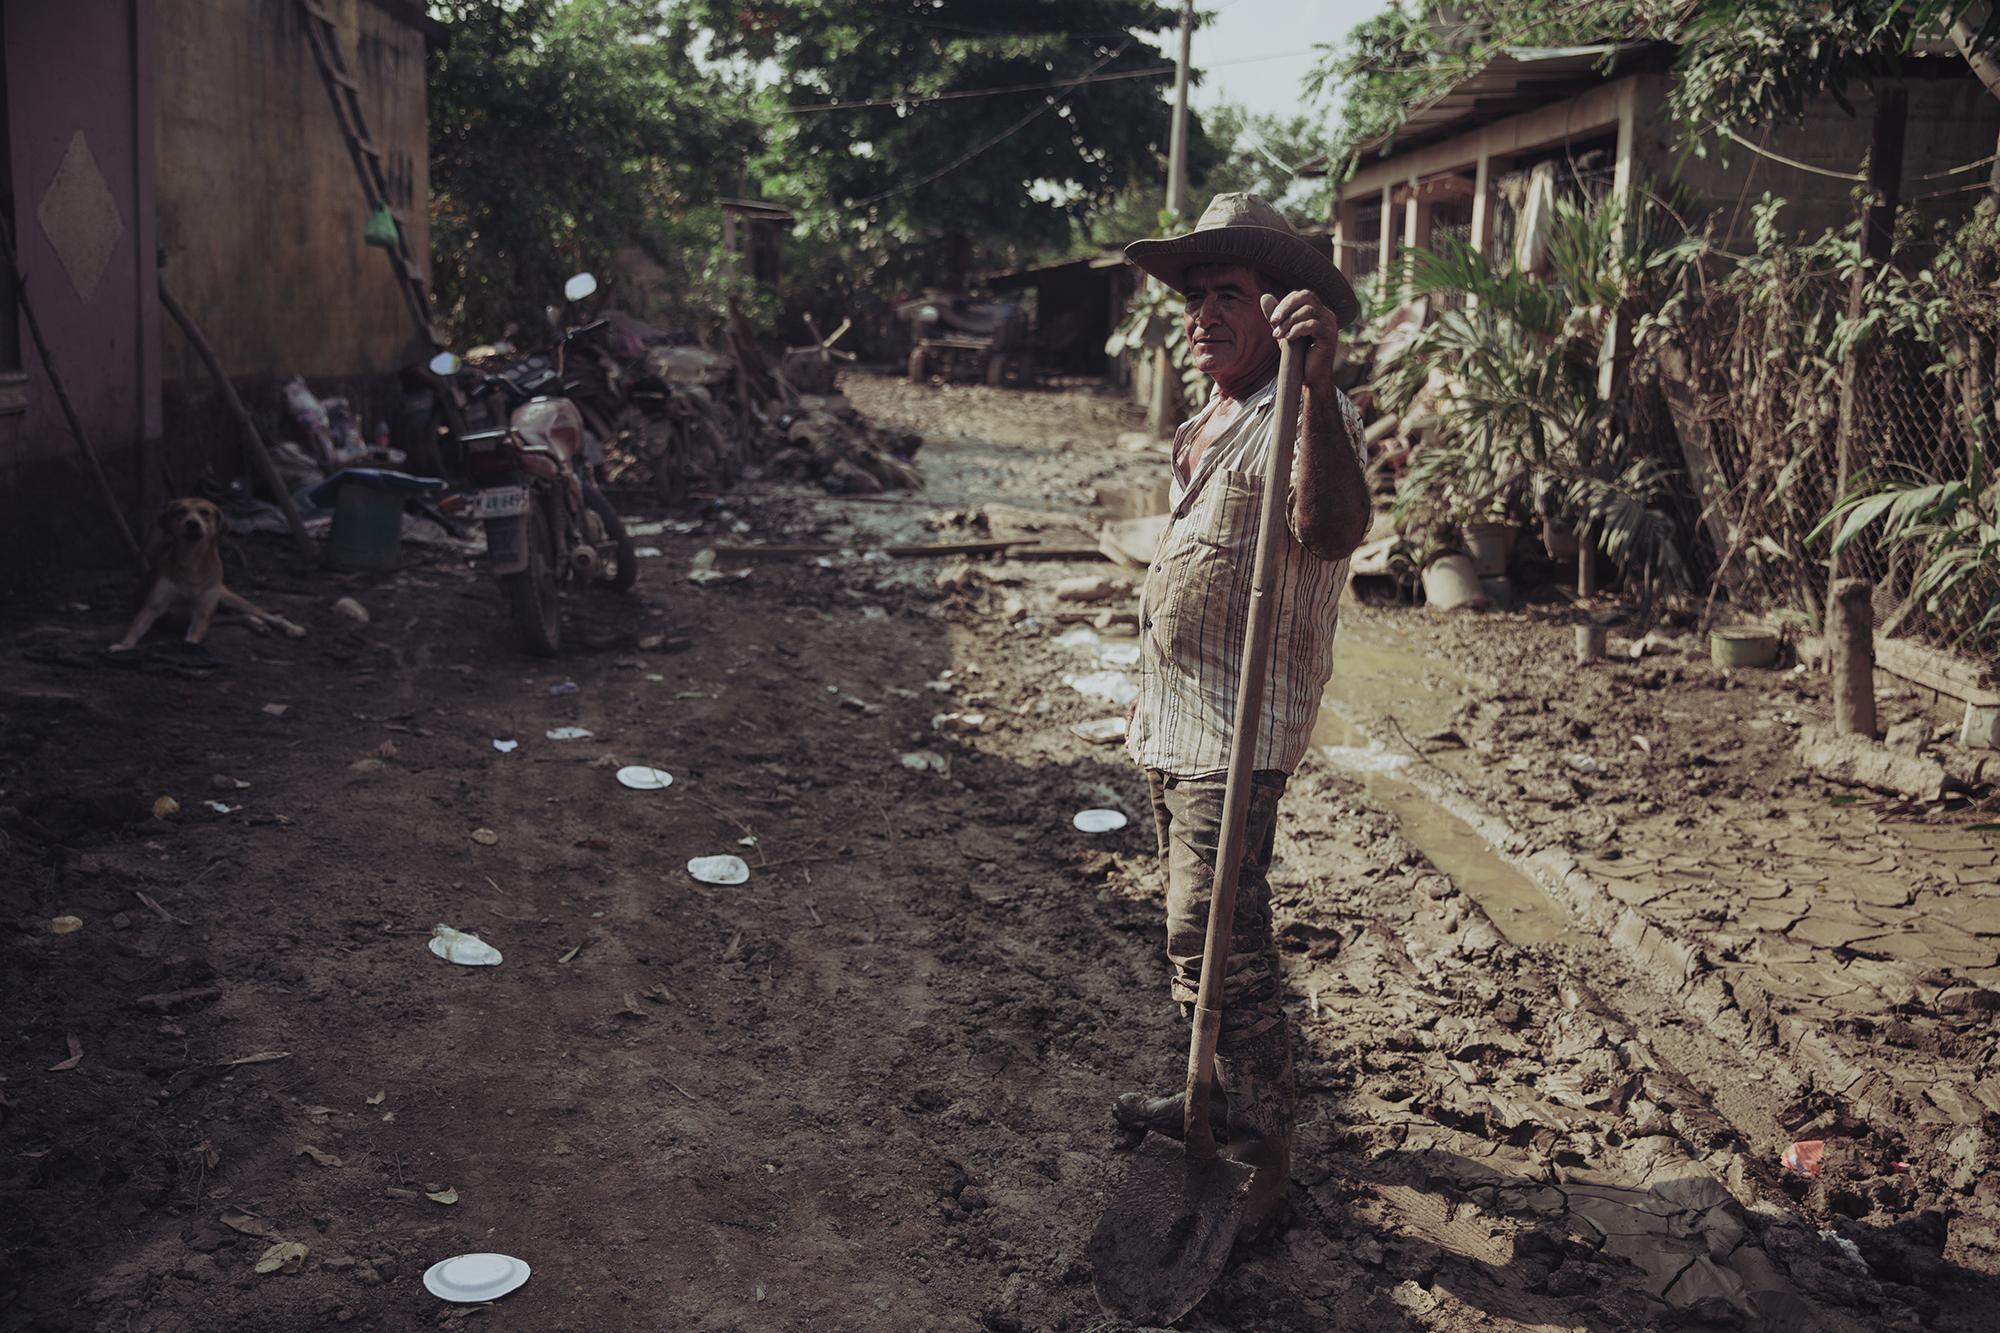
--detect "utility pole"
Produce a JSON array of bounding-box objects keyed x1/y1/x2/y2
[{"x1": 1148, "y1": 0, "x2": 1195, "y2": 437}]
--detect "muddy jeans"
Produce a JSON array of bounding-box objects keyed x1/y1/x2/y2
[{"x1": 1146, "y1": 768, "x2": 1296, "y2": 1144}]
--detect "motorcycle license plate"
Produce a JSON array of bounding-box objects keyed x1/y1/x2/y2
[{"x1": 475, "y1": 486, "x2": 530, "y2": 519}]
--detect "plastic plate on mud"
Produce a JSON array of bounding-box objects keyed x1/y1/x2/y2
[
  {"x1": 546, "y1": 727, "x2": 593, "y2": 741},
  {"x1": 429, "y1": 925, "x2": 502, "y2": 966},
  {"x1": 687, "y1": 855, "x2": 750, "y2": 886},
  {"x1": 423, "y1": 1252, "x2": 530, "y2": 1303},
  {"x1": 1073, "y1": 809, "x2": 1129, "y2": 833},
  {"x1": 616, "y1": 766, "x2": 674, "y2": 790},
  {"x1": 1069, "y1": 717, "x2": 1128, "y2": 744}
]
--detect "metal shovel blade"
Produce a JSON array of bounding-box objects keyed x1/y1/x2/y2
[{"x1": 1087, "y1": 1132, "x2": 1255, "y2": 1324}]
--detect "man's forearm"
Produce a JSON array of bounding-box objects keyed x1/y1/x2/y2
[{"x1": 1292, "y1": 384, "x2": 1370, "y2": 561}]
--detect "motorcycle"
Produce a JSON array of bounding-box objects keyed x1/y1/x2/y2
[{"x1": 428, "y1": 273, "x2": 636, "y2": 656}]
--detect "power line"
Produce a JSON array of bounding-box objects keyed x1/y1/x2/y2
[
  {"x1": 779, "y1": 46, "x2": 1319, "y2": 115},
  {"x1": 781, "y1": 64, "x2": 1174, "y2": 114},
  {"x1": 848, "y1": 36, "x2": 1137, "y2": 210}
]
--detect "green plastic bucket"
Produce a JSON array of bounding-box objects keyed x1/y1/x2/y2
[
  {"x1": 325, "y1": 482, "x2": 404, "y2": 571},
  {"x1": 1710, "y1": 625, "x2": 1779, "y2": 670}
]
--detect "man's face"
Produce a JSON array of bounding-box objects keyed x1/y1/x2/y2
[{"x1": 1181, "y1": 263, "x2": 1276, "y2": 383}]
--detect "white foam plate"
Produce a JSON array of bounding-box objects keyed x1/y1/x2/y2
[
  {"x1": 687, "y1": 854, "x2": 750, "y2": 885},
  {"x1": 1073, "y1": 808, "x2": 1129, "y2": 833},
  {"x1": 616, "y1": 766, "x2": 674, "y2": 790},
  {"x1": 546, "y1": 726, "x2": 593, "y2": 741},
  {"x1": 1069, "y1": 717, "x2": 1128, "y2": 744},
  {"x1": 1097, "y1": 642, "x2": 1142, "y2": 667},
  {"x1": 429, "y1": 925, "x2": 502, "y2": 966},
  {"x1": 423, "y1": 1252, "x2": 530, "y2": 1303},
  {"x1": 492, "y1": 739, "x2": 519, "y2": 753}
]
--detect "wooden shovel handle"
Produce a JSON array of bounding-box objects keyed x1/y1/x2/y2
[{"x1": 1183, "y1": 338, "x2": 1307, "y2": 1160}]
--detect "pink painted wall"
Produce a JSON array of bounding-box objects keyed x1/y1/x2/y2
[{"x1": 0, "y1": 0, "x2": 161, "y2": 544}]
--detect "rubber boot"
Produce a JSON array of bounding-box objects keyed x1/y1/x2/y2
[{"x1": 1215, "y1": 1023, "x2": 1295, "y2": 1239}]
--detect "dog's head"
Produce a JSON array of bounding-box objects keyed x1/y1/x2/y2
[{"x1": 160, "y1": 497, "x2": 222, "y2": 548}]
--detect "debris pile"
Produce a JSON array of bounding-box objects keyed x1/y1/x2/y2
[
  {"x1": 765, "y1": 393, "x2": 924, "y2": 494},
  {"x1": 606, "y1": 308, "x2": 924, "y2": 499}
]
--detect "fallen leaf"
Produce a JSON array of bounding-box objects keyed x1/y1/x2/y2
[
  {"x1": 375, "y1": 740, "x2": 399, "y2": 759},
  {"x1": 152, "y1": 795, "x2": 180, "y2": 819},
  {"x1": 48, "y1": 915, "x2": 82, "y2": 935},
  {"x1": 470, "y1": 828, "x2": 499, "y2": 846},
  {"x1": 187, "y1": 1139, "x2": 221, "y2": 1170},
  {"x1": 642, "y1": 983, "x2": 673, "y2": 1004},
  {"x1": 254, "y1": 1240, "x2": 308, "y2": 1275},
  {"x1": 296, "y1": 1145, "x2": 343, "y2": 1168},
  {"x1": 365, "y1": 1090, "x2": 385, "y2": 1106},
  {"x1": 557, "y1": 944, "x2": 581, "y2": 965},
  {"x1": 303, "y1": 1105, "x2": 335, "y2": 1123},
  {"x1": 261, "y1": 703, "x2": 290, "y2": 718},
  {"x1": 48, "y1": 1034, "x2": 83, "y2": 1072},
  {"x1": 219, "y1": 1207, "x2": 271, "y2": 1237},
  {"x1": 426, "y1": 1187, "x2": 458, "y2": 1205},
  {"x1": 218, "y1": 1050, "x2": 291, "y2": 1068}
]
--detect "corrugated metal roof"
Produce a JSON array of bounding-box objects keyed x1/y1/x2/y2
[{"x1": 1352, "y1": 42, "x2": 1666, "y2": 158}]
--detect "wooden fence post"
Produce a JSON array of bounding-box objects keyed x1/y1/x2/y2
[{"x1": 1830, "y1": 577, "x2": 1878, "y2": 738}]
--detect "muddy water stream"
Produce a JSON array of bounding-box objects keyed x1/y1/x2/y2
[{"x1": 1316, "y1": 632, "x2": 1572, "y2": 946}]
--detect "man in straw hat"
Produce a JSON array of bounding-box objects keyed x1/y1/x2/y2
[{"x1": 1114, "y1": 192, "x2": 1370, "y2": 1234}]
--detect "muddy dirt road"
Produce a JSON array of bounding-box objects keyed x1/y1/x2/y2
[{"x1": 4, "y1": 373, "x2": 1997, "y2": 1331}]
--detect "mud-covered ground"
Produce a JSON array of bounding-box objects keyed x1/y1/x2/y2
[{"x1": 2, "y1": 372, "x2": 1996, "y2": 1331}]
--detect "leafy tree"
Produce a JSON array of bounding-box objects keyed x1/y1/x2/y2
[
  {"x1": 688, "y1": 0, "x2": 1182, "y2": 290},
  {"x1": 427, "y1": 0, "x2": 759, "y2": 339},
  {"x1": 1670, "y1": 1, "x2": 2000, "y2": 128},
  {"x1": 1082, "y1": 102, "x2": 1328, "y2": 255}
]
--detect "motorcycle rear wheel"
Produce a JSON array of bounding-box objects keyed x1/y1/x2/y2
[{"x1": 503, "y1": 495, "x2": 562, "y2": 656}]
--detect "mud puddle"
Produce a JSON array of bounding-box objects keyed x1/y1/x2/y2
[{"x1": 1318, "y1": 633, "x2": 1571, "y2": 946}]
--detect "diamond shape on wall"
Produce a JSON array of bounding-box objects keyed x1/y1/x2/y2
[{"x1": 37, "y1": 130, "x2": 125, "y2": 304}]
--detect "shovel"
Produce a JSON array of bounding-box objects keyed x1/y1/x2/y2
[{"x1": 1088, "y1": 338, "x2": 1308, "y2": 1324}]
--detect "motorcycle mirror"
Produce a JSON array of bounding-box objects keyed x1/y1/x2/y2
[
  {"x1": 564, "y1": 272, "x2": 598, "y2": 302},
  {"x1": 428, "y1": 350, "x2": 462, "y2": 376}
]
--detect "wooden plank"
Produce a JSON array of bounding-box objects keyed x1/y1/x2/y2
[
  {"x1": 158, "y1": 281, "x2": 315, "y2": 561},
  {"x1": 1875, "y1": 637, "x2": 1999, "y2": 704}
]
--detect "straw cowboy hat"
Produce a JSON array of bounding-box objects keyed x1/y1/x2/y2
[{"x1": 1126, "y1": 191, "x2": 1360, "y2": 328}]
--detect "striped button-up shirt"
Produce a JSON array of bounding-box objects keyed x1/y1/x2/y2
[{"x1": 1127, "y1": 371, "x2": 1365, "y2": 778}]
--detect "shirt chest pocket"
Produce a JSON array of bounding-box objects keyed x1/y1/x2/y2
[{"x1": 1182, "y1": 468, "x2": 1263, "y2": 556}]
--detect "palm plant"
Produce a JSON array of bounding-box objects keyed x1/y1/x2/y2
[
  {"x1": 1372, "y1": 189, "x2": 1700, "y2": 604},
  {"x1": 1813, "y1": 440, "x2": 2000, "y2": 649}
]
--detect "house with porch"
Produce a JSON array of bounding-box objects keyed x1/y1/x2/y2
[{"x1": 1326, "y1": 42, "x2": 2000, "y2": 294}]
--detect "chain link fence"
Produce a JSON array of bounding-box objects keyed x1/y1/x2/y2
[{"x1": 1659, "y1": 272, "x2": 1999, "y2": 658}]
